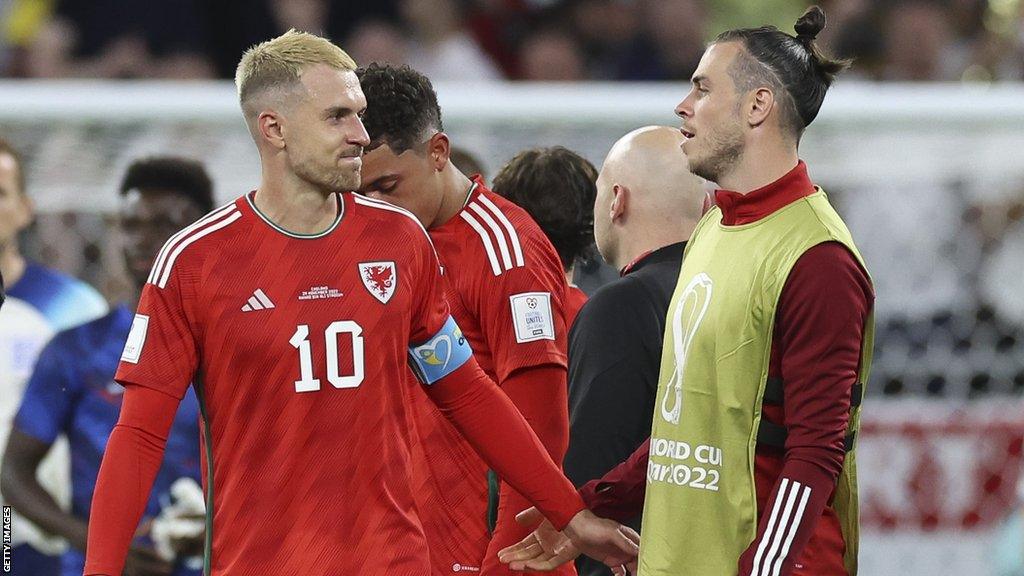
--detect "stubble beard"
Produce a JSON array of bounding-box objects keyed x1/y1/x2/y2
[
  {"x1": 688, "y1": 120, "x2": 745, "y2": 184},
  {"x1": 294, "y1": 157, "x2": 359, "y2": 195}
]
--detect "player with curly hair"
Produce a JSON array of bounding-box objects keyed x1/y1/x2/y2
[{"x1": 357, "y1": 63, "x2": 588, "y2": 576}]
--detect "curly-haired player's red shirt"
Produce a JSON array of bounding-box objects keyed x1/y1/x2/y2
[{"x1": 406, "y1": 177, "x2": 577, "y2": 575}]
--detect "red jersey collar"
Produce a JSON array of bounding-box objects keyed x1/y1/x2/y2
[
  {"x1": 713, "y1": 161, "x2": 815, "y2": 226},
  {"x1": 619, "y1": 242, "x2": 687, "y2": 276},
  {"x1": 620, "y1": 250, "x2": 653, "y2": 276},
  {"x1": 466, "y1": 174, "x2": 486, "y2": 205}
]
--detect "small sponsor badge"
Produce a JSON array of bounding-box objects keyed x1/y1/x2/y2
[
  {"x1": 120, "y1": 314, "x2": 149, "y2": 364},
  {"x1": 509, "y1": 292, "x2": 555, "y2": 343}
]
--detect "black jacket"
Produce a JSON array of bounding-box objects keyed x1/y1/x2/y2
[{"x1": 564, "y1": 242, "x2": 685, "y2": 576}]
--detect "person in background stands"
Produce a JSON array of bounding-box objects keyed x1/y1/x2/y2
[
  {"x1": 0, "y1": 136, "x2": 108, "y2": 576},
  {"x1": 2, "y1": 157, "x2": 210, "y2": 576}
]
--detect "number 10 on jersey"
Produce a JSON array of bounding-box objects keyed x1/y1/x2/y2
[{"x1": 289, "y1": 321, "x2": 365, "y2": 392}]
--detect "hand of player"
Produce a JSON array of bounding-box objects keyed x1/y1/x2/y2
[
  {"x1": 563, "y1": 509, "x2": 640, "y2": 569},
  {"x1": 497, "y1": 507, "x2": 640, "y2": 572},
  {"x1": 497, "y1": 506, "x2": 578, "y2": 571},
  {"x1": 123, "y1": 544, "x2": 174, "y2": 576}
]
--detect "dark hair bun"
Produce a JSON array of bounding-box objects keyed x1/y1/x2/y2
[{"x1": 794, "y1": 5, "x2": 826, "y2": 43}]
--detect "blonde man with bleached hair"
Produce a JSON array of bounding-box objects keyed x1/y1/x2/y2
[
  {"x1": 235, "y1": 30, "x2": 356, "y2": 130},
  {"x1": 234, "y1": 29, "x2": 366, "y2": 199},
  {"x1": 235, "y1": 29, "x2": 357, "y2": 93},
  {"x1": 84, "y1": 29, "x2": 638, "y2": 576}
]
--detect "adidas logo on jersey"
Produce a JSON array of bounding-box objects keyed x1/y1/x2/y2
[{"x1": 242, "y1": 289, "x2": 276, "y2": 312}]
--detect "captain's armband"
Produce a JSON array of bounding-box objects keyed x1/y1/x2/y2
[{"x1": 408, "y1": 316, "x2": 473, "y2": 385}]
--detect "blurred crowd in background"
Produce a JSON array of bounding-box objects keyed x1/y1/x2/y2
[{"x1": 1, "y1": 0, "x2": 1024, "y2": 82}]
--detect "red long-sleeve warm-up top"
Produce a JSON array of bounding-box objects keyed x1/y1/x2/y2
[{"x1": 579, "y1": 162, "x2": 874, "y2": 576}]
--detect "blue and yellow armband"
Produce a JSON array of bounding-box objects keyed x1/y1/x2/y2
[{"x1": 408, "y1": 316, "x2": 474, "y2": 385}]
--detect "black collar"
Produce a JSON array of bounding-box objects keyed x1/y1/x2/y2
[{"x1": 622, "y1": 241, "x2": 686, "y2": 276}]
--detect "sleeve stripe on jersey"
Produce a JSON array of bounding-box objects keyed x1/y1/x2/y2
[
  {"x1": 351, "y1": 194, "x2": 440, "y2": 254},
  {"x1": 157, "y1": 211, "x2": 241, "y2": 288},
  {"x1": 468, "y1": 202, "x2": 513, "y2": 270},
  {"x1": 460, "y1": 211, "x2": 503, "y2": 276},
  {"x1": 749, "y1": 478, "x2": 811, "y2": 576},
  {"x1": 461, "y1": 198, "x2": 526, "y2": 275},
  {"x1": 148, "y1": 202, "x2": 238, "y2": 285},
  {"x1": 476, "y1": 194, "x2": 525, "y2": 267},
  {"x1": 750, "y1": 478, "x2": 791, "y2": 576},
  {"x1": 768, "y1": 484, "x2": 810, "y2": 576},
  {"x1": 151, "y1": 209, "x2": 241, "y2": 289}
]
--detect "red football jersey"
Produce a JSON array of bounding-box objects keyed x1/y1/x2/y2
[
  {"x1": 115, "y1": 192, "x2": 451, "y2": 575},
  {"x1": 405, "y1": 177, "x2": 570, "y2": 574},
  {"x1": 565, "y1": 285, "x2": 588, "y2": 329}
]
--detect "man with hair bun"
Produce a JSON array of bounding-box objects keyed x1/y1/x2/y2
[{"x1": 501, "y1": 7, "x2": 874, "y2": 576}]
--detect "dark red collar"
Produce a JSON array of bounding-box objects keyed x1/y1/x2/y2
[
  {"x1": 620, "y1": 250, "x2": 653, "y2": 276},
  {"x1": 713, "y1": 161, "x2": 815, "y2": 226},
  {"x1": 619, "y1": 241, "x2": 687, "y2": 276}
]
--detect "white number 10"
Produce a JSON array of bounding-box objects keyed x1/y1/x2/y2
[{"x1": 289, "y1": 321, "x2": 365, "y2": 393}]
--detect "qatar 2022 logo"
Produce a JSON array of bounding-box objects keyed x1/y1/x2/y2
[{"x1": 661, "y1": 272, "x2": 713, "y2": 426}]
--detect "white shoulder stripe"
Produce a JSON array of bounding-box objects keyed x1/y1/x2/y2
[
  {"x1": 352, "y1": 194, "x2": 432, "y2": 240},
  {"x1": 476, "y1": 193, "x2": 524, "y2": 267},
  {"x1": 468, "y1": 202, "x2": 513, "y2": 270},
  {"x1": 155, "y1": 210, "x2": 242, "y2": 288},
  {"x1": 148, "y1": 202, "x2": 238, "y2": 285},
  {"x1": 460, "y1": 211, "x2": 502, "y2": 276},
  {"x1": 148, "y1": 206, "x2": 219, "y2": 284}
]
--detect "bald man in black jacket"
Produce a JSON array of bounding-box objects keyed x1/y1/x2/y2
[{"x1": 564, "y1": 126, "x2": 707, "y2": 576}]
